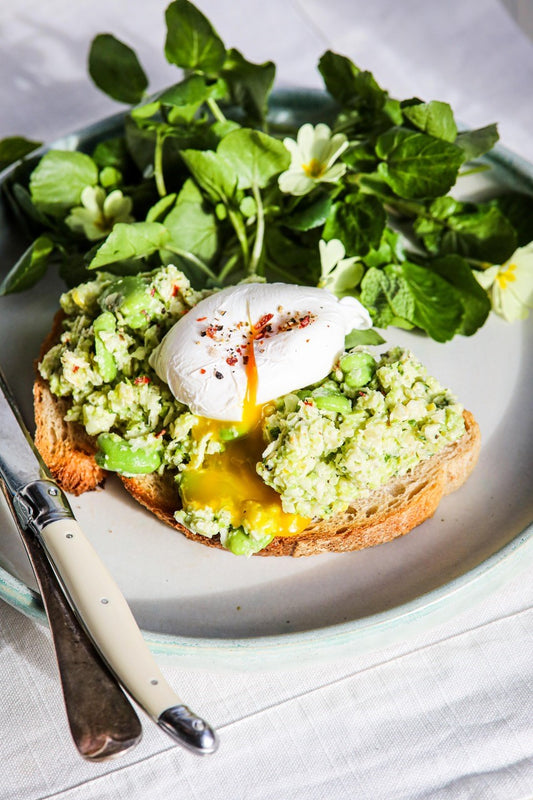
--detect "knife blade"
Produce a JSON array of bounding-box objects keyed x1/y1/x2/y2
[{"x1": 0, "y1": 366, "x2": 218, "y2": 756}]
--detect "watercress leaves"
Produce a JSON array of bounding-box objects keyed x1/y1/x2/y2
[
  {"x1": 221, "y1": 49, "x2": 276, "y2": 127},
  {"x1": 180, "y1": 148, "x2": 237, "y2": 202},
  {"x1": 89, "y1": 34, "x2": 148, "y2": 104},
  {"x1": 1, "y1": 0, "x2": 521, "y2": 343},
  {"x1": 89, "y1": 222, "x2": 170, "y2": 268},
  {"x1": 162, "y1": 178, "x2": 218, "y2": 264},
  {"x1": 318, "y1": 50, "x2": 387, "y2": 112},
  {"x1": 414, "y1": 199, "x2": 517, "y2": 262},
  {"x1": 361, "y1": 262, "x2": 464, "y2": 342},
  {"x1": 0, "y1": 136, "x2": 41, "y2": 171},
  {"x1": 402, "y1": 100, "x2": 457, "y2": 142},
  {"x1": 29, "y1": 150, "x2": 98, "y2": 217},
  {"x1": 323, "y1": 193, "x2": 385, "y2": 256},
  {"x1": 164, "y1": 0, "x2": 226, "y2": 74},
  {"x1": 376, "y1": 127, "x2": 465, "y2": 198},
  {"x1": 217, "y1": 129, "x2": 289, "y2": 189},
  {"x1": 0, "y1": 236, "x2": 54, "y2": 295}
]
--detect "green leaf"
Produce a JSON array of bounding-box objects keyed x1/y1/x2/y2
[
  {"x1": 162, "y1": 179, "x2": 218, "y2": 263},
  {"x1": 159, "y1": 75, "x2": 226, "y2": 114},
  {"x1": 385, "y1": 261, "x2": 464, "y2": 341},
  {"x1": 376, "y1": 127, "x2": 464, "y2": 199},
  {"x1": 217, "y1": 128, "x2": 290, "y2": 189},
  {"x1": 0, "y1": 136, "x2": 41, "y2": 170},
  {"x1": 402, "y1": 100, "x2": 457, "y2": 142},
  {"x1": 428, "y1": 254, "x2": 491, "y2": 336},
  {"x1": 318, "y1": 51, "x2": 386, "y2": 110},
  {"x1": 221, "y1": 48, "x2": 275, "y2": 126},
  {"x1": 342, "y1": 143, "x2": 378, "y2": 173},
  {"x1": 344, "y1": 328, "x2": 385, "y2": 348},
  {"x1": 180, "y1": 148, "x2": 237, "y2": 202},
  {"x1": 443, "y1": 205, "x2": 516, "y2": 263},
  {"x1": 29, "y1": 150, "x2": 98, "y2": 217},
  {"x1": 92, "y1": 137, "x2": 129, "y2": 171},
  {"x1": 89, "y1": 34, "x2": 148, "y2": 104},
  {"x1": 359, "y1": 267, "x2": 411, "y2": 329},
  {"x1": 146, "y1": 193, "x2": 177, "y2": 222},
  {"x1": 455, "y1": 124, "x2": 499, "y2": 161},
  {"x1": 362, "y1": 228, "x2": 404, "y2": 268},
  {"x1": 164, "y1": 0, "x2": 226, "y2": 74},
  {"x1": 0, "y1": 236, "x2": 54, "y2": 294},
  {"x1": 284, "y1": 194, "x2": 332, "y2": 231},
  {"x1": 323, "y1": 193, "x2": 385, "y2": 256},
  {"x1": 493, "y1": 193, "x2": 533, "y2": 247},
  {"x1": 89, "y1": 222, "x2": 170, "y2": 268}
]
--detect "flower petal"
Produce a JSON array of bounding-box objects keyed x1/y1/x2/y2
[
  {"x1": 319, "y1": 238, "x2": 346, "y2": 275},
  {"x1": 474, "y1": 265, "x2": 498, "y2": 290},
  {"x1": 278, "y1": 169, "x2": 315, "y2": 196},
  {"x1": 296, "y1": 123, "x2": 317, "y2": 163},
  {"x1": 81, "y1": 185, "x2": 105, "y2": 215},
  {"x1": 320, "y1": 162, "x2": 347, "y2": 183}
]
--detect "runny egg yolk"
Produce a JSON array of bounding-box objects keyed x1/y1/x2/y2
[{"x1": 179, "y1": 326, "x2": 311, "y2": 540}]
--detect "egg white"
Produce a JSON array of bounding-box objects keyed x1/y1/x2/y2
[{"x1": 150, "y1": 282, "x2": 372, "y2": 421}]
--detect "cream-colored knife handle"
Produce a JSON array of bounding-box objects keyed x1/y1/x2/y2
[{"x1": 40, "y1": 518, "x2": 218, "y2": 754}]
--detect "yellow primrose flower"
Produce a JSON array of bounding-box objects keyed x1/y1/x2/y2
[
  {"x1": 278, "y1": 123, "x2": 348, "y2": 196},
  {"x1": 475, "y1": 242, "x2": 533, "y2": 322},
  {"x1": 66, "y1": 186, "x2": 134, "y2": 240}
]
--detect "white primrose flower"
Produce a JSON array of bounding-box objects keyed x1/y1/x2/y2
[
  {"x1": 475, "y1": 242, "x2": 533, "y2": 322},
  {"x1": 66, "y1": 186, "x2": 134, "y2": 241},
  {"x1": 318, "y1": 238, "x2": 363, "y2": 294},
  {"x1": 278, "y1": 123, "x2": 349, "y2": 196}
]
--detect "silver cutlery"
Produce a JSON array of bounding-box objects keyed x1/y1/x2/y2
[{"x1": 0, "y1": 366, "x2": 218, "y2": 756}]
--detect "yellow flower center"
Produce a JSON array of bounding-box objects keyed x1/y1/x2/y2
[
  {"x1": 302, "y1": 158, "x2": 326, "y2": 179},
  {"x1": 496, "y1": 262, "x2": 517, "y2": 289}
]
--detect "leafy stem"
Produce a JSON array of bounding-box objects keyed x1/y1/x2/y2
[
  {"x1": 154, "y1": 130, "x2": 167, "y2": 197},
  {"x1": 249, "y1": 183, "x2": 265, "y2": 275},
  {"x1": 164, "y1": 245, "x2": 220, "y2": 282},
  {"x1": 206, "y1": 96, "x2": 227, "y2": 124},
  {"x1": 218, "y1": 250, "x2": 241, "y2": 281},
  {"x1": 227, "y1": 207, "x2": 250, "y2": 266}
]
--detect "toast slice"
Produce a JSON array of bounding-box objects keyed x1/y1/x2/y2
[{"x1": 33, "y1": 312, "x2": 481, "y2": 556}]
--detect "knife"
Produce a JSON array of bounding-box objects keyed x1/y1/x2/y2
[
  {"x1": 4, "y1": 507, "x2": 143, "y2": 760},
  {"x1": 0, "y1": 366, "x2": 218, "y2": 756}
]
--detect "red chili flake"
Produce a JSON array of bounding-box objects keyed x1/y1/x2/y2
[
  {"x1": 205, "y1": 324, "x2": 223, "y2": 338},
  {"x1": 134, "y1": 376, "x2": 151, "y2": 385},
  {"x1": 196, "y1": 316, "x2": 207, "y2": 321},
  {"x1": 200, "y1": 368, "x2": 206, "y2": 374},
  {"x1": 255, "y1": 313, "x2": 274, "y2": 331},
  {"x1": 150, "y1": 287, "x2": 156, "y2": 297},
  {"x1": 171, "y1": 285, "x2": 180, "y2": 297},
  {"x1": 72, "y1": 365, "x2": 79, "y2": 373},
  {"x1": 299, "y1": 314, "x2": 311, "y2": 328},
  {"x1": 155, "y1": 429, "x2": 166, "y2": 438},
  {"x1": 226, "y1": 355, "x2": 238, "y2": 366},
  {"x1": 303, "y1": 399, "x2": 313, "y2": 406}
]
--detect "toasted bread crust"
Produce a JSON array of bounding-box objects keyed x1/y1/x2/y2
[{"x1": 33, "y1": 312, "x2": 481, "y2": 556}]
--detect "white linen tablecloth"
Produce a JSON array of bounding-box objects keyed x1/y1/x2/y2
[{"x1": 1, "y1": 1, "x2": 532, "y2": 798}]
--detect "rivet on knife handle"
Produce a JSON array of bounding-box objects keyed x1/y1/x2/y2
[{"x1": 15, "y1": 519, "x2": 143, "y2": 760}]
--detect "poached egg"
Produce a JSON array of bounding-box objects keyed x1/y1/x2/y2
[
  {"x1": 150, "y1": 282, "x2": 371, "y2": 421},
  {"x1": 149, "y1": 282, "x2": 372, "y2": 544}
]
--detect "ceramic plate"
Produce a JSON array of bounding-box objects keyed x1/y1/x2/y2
[{"x1": 1, "y1": 89, "x2": 532, "y2": 668}]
